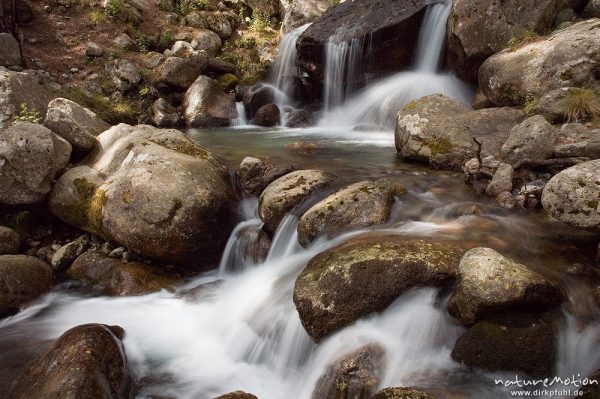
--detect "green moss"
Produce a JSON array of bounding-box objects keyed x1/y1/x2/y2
[
  {"x1": 423, "y1": 137, "x2": 452, "y2": 156},
  {"x1": 523, "y1": 93, "x2": 538, "y2": 115},
  {"x1": 216, "y1": 73, "x2": 239, "y2": 91},
  {"x1": 148, "y1": 137, "x2": 210, "y2": 159},
  {"x1": 60, "y1": 87, "x2": 139, "y2": 125},
  {"x1": 72, "y1": 178, "x2": 106, "y2": 234},
  {"x1": 403, "y1": 99, "x2": 419, "y2": 112},
  {"x1": 104, "y1": 0, "x2": 125, "y2": 19}
]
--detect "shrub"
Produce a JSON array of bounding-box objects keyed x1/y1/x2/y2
[
  {"x1": 13, "y1": 103, "x2": 41, "y2": 124},
  {"x1": 562, "y1": 88, "x2": 600, "y2": 123},
  {"x1": 249, "y1": 11, "x2": 270, "y2": 32},
  {"x1": 523, "y1": 94, "x2": 538, "y2": 115},
  {"x1": 89, "y1": 9, "x2": 107, "y2": 25},
  {"x1": 104, "y1": 0, "x2": 125, "y2": 18},
  {"x1": 176, "y1": 0, "x2": 208, "y2": 16}
]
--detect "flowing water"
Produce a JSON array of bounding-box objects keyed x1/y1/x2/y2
[{"x1": 2, "y1": 2, "x2": 600, "y2": 399}]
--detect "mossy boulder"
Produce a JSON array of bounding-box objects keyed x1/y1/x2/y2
[
  {"x1": 312, "y1": 344, "x2": 385, "y2": 399},
  {"x1": 395, "y1": 94, "x2": 526, "y2": 170},
  {"x1": 542, "y1": 160, "x2": 600, "y2": 232},
  {"x1": 8, "y1": 324, "x2": 132, "y2": 399},
  {"x1": 451, "y1": 311, "x2": 558, "y2": 378},
  {"x1": 258, "y1": 169, "x2": 335, "y2": 233},
  {"x1": 447, "y1": 248, "x2": 563, "y2": 325},
  {"x1": 293, "y1": 234, "x2": 464, "y2": 341},
  {"x1": 49, "y1": 124, "x2": 237, "y2": 270},
  {"x1": 297, "y1": 179, "x2": 406, "y2": 247}
]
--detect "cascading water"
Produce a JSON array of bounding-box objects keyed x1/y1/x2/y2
[
  {"x1": 322, "y1": 37, "x2": 364, "y2": 111},
  {"x1": 318, "y1": 0, "x2": 472, "y2": 129}
]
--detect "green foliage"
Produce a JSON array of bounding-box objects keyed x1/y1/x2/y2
[
  {"x1": 235, "y1": 37, "x2": 256, "y2": 49},
  {"x1": 139, "y1": 86, "x2": 151, "y2": 97},
  {"x1": 176, "y1": 0, "x2": 208, "y2": 16},
  {"x1": 89, "y1": 9, "x2": 108, "y2": 25},
  {"x1": 217, "y1": 38, "x2": 267, "y2": 85},
  {"x1": 507, "y1": 29, "x2": 541, "y2": 51},
  {"x1": 12, "y1": 103, "x2": 41, "y2": 124},
  {"x1": 157, "y1": 0, "x2": 174, "y2": 11},
  {"x1": 249, "y1": 11, "x2": 270, "y2": 32},
  {"x1": 104, "y1": 0, "x2": 125, "y2": 18},
  {"x1": 523, "y1": 94, "x2": 538, "y2": 115},
  {"x1": 562, "y1": 88, "x2": 600, "y2": 123},
  {"x1": 159, "y1": 30, "x2": 175, "y2": 49},
  {"x1": 136, "y1": 35, "x2": 151, "y2": 52}
]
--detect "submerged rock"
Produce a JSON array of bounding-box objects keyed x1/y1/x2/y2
[
  {"x1": 371, "y1": 387, "x2": 435, "y2": 399},
  {"x1": 297, "y1": 178, "x2": 406, "y2": 246},
  {"x1": 312, "y1": 344, "x2": 385, "y2": 399},
  {"x1": 542, "y1": 160, "x2": 600, "y2": 232},
  {"x1": 0, "y1": 122, "x2": 71, "y2": 205},
  {"x1": 49, "y1": 124, "x2": 237, "y2": 269},
  {"x1": 259, "y1": 169, "x2": 335, "y2": 233},
  {"x1": 8, "y1": 324, "x2": 132, "y2": 399},
  {"x1": 447, "y1": 248, "x2": 563, "y2": 325},
  {"x1": 294, "y1": 234, "x2": 464, "y2": 341},
  {"x1": 451, "y1": 311, "x2": 558, "y2": 378},
  {"x1": 0, "y1": 255, "x2": 53, "y2": 318}
]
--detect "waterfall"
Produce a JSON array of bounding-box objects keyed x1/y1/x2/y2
[
  {"x1": 270, "y1": 24, "x2": 310, "y2": 100},
  {"x1": 231, "y1": 101, "x2": 249, "y2": 127},
  {"x1": 322, "y1": 37, "x2": 364, "y2": 110},
  {"x1": 318, "y1": 0, "x2": 473, "y2": 129}
]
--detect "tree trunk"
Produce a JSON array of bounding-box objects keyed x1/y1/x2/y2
[{"x1": 0, "y1": 0, "x2": 17, "y2": 37}]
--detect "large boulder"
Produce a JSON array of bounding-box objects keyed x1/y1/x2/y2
[
  {"x1": 0, "y1": 255, "x2": 53, "y2": 318},
  {"x1": 447, "y1": 248, "x2": 563, "y2": 325},
  {"x1": 479, "y1": 19, "x2": 600, "y2": 107},
  {"x1": 0, "y1": 70, "x2": 55, "y2": 128},
  {"x1": 297, "y1": 179, "x2": 406, "y2": 247},
  {"x1": 312, "y1": 344, "x2": 385, "y2": 399},
  {"x1": 297, "y1": 0, "x2": 431, "y2": 86},
  {"x1": 0, "y1": 226, "x2": 20, "y2": 255},
  {"x1": 294, "y1": 234, "x2": 464, "y2": 341},
  {"x1": 0, "y1": 33, "x2": 21, "y2": 67},
  {"x1": 242, "y1": 84, "x2": 277, "y2": 120},
  {"x1": 0, "y1": 122, "x2": 71, "y2": 205},
  {"x1": 395, "y1": 94, "x2": 526, "y2": 170},
  {"x1": 451, "y1": 311, "x2": 558, "y2": 378},
  {"x1": 153, "y1": 53, "x2": 209, "y2": 91},
  {"x1": 8, "y1": 324, "x2": 132, "y2": 399},
  {"x1": 66, "y1": 250, "x2": 180, "y2": 296},
  {"x1": 258, "y1": 169, "x2": 335, "y2": 233},
  {"x1": 446, "y1": 0, "x2": 558, "y2": 83},
  {"x1": 191, "y1": 29, "x2": 222, "y2": 57},
  {"x1": 184, "y1": 75, "x2": 236, "y2": 128},
  {"x1": 43, "y1": 98, "x2": 110, "y2": 154},
  {"x1": 542, "y1": 160, "x2": 600, "y2": 232},
  {"x1": 500, "y1": 115, "x2": 558, "y2": 167},
  {"x1": 49, "y1": 124, "x2": 237, "y2": 269},
  {"x1": 280, "y1": 0, "x2": 337, "y2": 33}
]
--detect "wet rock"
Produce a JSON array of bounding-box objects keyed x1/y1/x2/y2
[
  {"x1": 50, "y1": 235, "x2": 90, "y2": 272},
  {"x1": 44, "y1": 98, "x2": 109, "y2": 154},
  {"x1": 213, "y1": 391, "x2": 258, "y2": 399},
  {"x1": 0, "y1": 226, "x2": 20, "y2": 255},
  {"x1": 485, "y1": 163, "x2": 513, "y2": 197},
  {"x1": 0, "y1": 255, "x2": 53, "y2": 318},
  {"x1": 451, "y1": 311, "x2": 558, "y2": 378},
  {"x1": 446, "y1": 0, "x2": 557, "y2": 83},
  {"x1": 371, "y1": 387, "x2": 434, "y2": 399},
  {"x1": 479, "y1": 19, "x2": 600, "y2": 107},
  {"x1": 0, "y1": 33, "x2": 22, "y2": 67},
  {"x1": 0, "y1": 122, "x2": 71, "y2": 205},
  {"x1": 0, "y1": 70, "x2": 55, "y2": 128},
  {"x1": 150, "y1": 98, "x2": 181, "y2": 128},
  {"x1": 286, "y1": 108, "x2": 320, "y2": 128},
  {"x1": 216, "y1": 73, "x2": 239, "y2": 91},
  {"x1": 8, "y1": 323, "x2": 132, "y2": 399},
  {"x1": 297, "y1": 179, "x2": 406, "y2": 246},
  {"x1": 253, "y1": 103, "x2": 280, "y2": 127},
  {"x1": 297, "y1": 0, "x2": 430, "y2": 86},
  {"x1": 183, "y1": 11, "x2": 233, "y2": 39},
  {"x1": 294, "y1": 234, "x2": 464, "y2": 341},
  {"x1": 207, "y1": 58, "x2": 237, "y2": 75},
  {"x1": 184, "y1": 75, "x2": 236, "y2": 127},
  {"x1": 280, "y1": 0, "x2": 337, "y2": 32},
  {"x1": 66, "y1": 250, "x2": 180, "y2": 296},
  {"x1": 191, "y1": 29, "x2": 222, "y2": 57},
  {"x1": 238, "y1": 157, "x2": 295, "y2": 196},
  {"x1": 153, "y1": 53, "x2": 208, "y2": 91},
  {"x1": 501, "y1": 115, "x2": 558, "y2": 167},
  {"x1": 496, "y1": 191, "x2": 517, "y2": 209},
  {"x1": 312, "y1": 344, "x2": 385, "y2": 399},
  {"x1": 259, "y1": 169, "x2": 335, "y2": 233},
  {"x1": 49, "y1": 124, "x2": 237, "y2": 269},
  {"x1": 395, "y1": 94, "x2": 526, "y2": 170},
  {"x1": 243, "y1": 84, "x2": 276, "y2": 120},
  {"x1": 108, "y1": 59, "x2": 141, "y2": 92},
  {"x1": 448, "y1": 248, "x2": 563, "y2": 325},
  {"x1": 542, "y1": 160, "x2": 600, "y2": 232}
]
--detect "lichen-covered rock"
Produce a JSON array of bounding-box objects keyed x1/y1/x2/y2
[
  {"x1": 8, "y1": 324, "x2": 132, "y2": 399},
  {"x1": 280, "y1": 0, "x2": 336, "y2": 32},
  {"x1": 183, "y1": 11, "x2": 234, "y2": 39},
  {"x1": 451, "y1": 311, "x2": 558, "y2": 378},
  {"x1": 395, "y1": 94, "x2": 526, "y2": 170},
  {"x1": 191, "y1": 29, "x2": 222, "y2": 57},
  {"x1": 294, "y1": 234, "x2": 464, "y2": 341},
  {"x1": 184, "y1": 75, "x2": 236, "y2": 128},
  {"x1": 448, "y1": 248, "x2": 563, "y2": 325},
  {"x1": 542, "y1": 160, "x2": 600, "y2": 231},
  {"x1": 297, "y1": 179, "x2": 406, "y2": 246},
  {"x1": 0, "y1": 122, "x2": 71, "y2": 205},
  {"x1": 479, "y1": 19, "x2": 600, "y2": 107},
  {"x1": 371, "y1": 387, "x2": 434, "y2": 399},
  {"x1": 485, "y1": 163, "x2": 513, "y2": 197},
  {"x1": 259, "y1": 169, "x2": 335, "y2": 233},
  {"x1": 49, "y1": 124, "x2": 237, "y2": 269},
  {"x1": 312, "y1": 344, "x2": 385, "y2": 399},
  {"x1": 66, "y1": 250, "x2": 180, "y2": 296},
  {"x1": 0, "y1": 226, "x2": 20, "y2": 255},
  {"x1": 0, "y1": 70, "x2": 55, "y2": 128},
  {"x1": 44, "y1": 98, "x2": 109, "y2": 154},
  {"x1": 107, "y1": 59, "x2": 141, "y2": 92},
  {"x1": 0, "y1": 255, "x2": 53, "y2": 318},
  {"x1": 446, "y1": 0, "x2": 558, "y2": 83},
  {"x1": 153, "y1": 53, "x2": 208, "y2": 91},
  {"x1": 500, "y1": 115, "x2": 558, "y2": 167}
]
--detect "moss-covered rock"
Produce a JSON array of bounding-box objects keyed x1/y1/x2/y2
[
  {"x1": 297, "y1": 178, "x2": 406, "y2": 246},
  {"x1": 294, "y1": 234, "x2": 464, "y2": 341}
]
